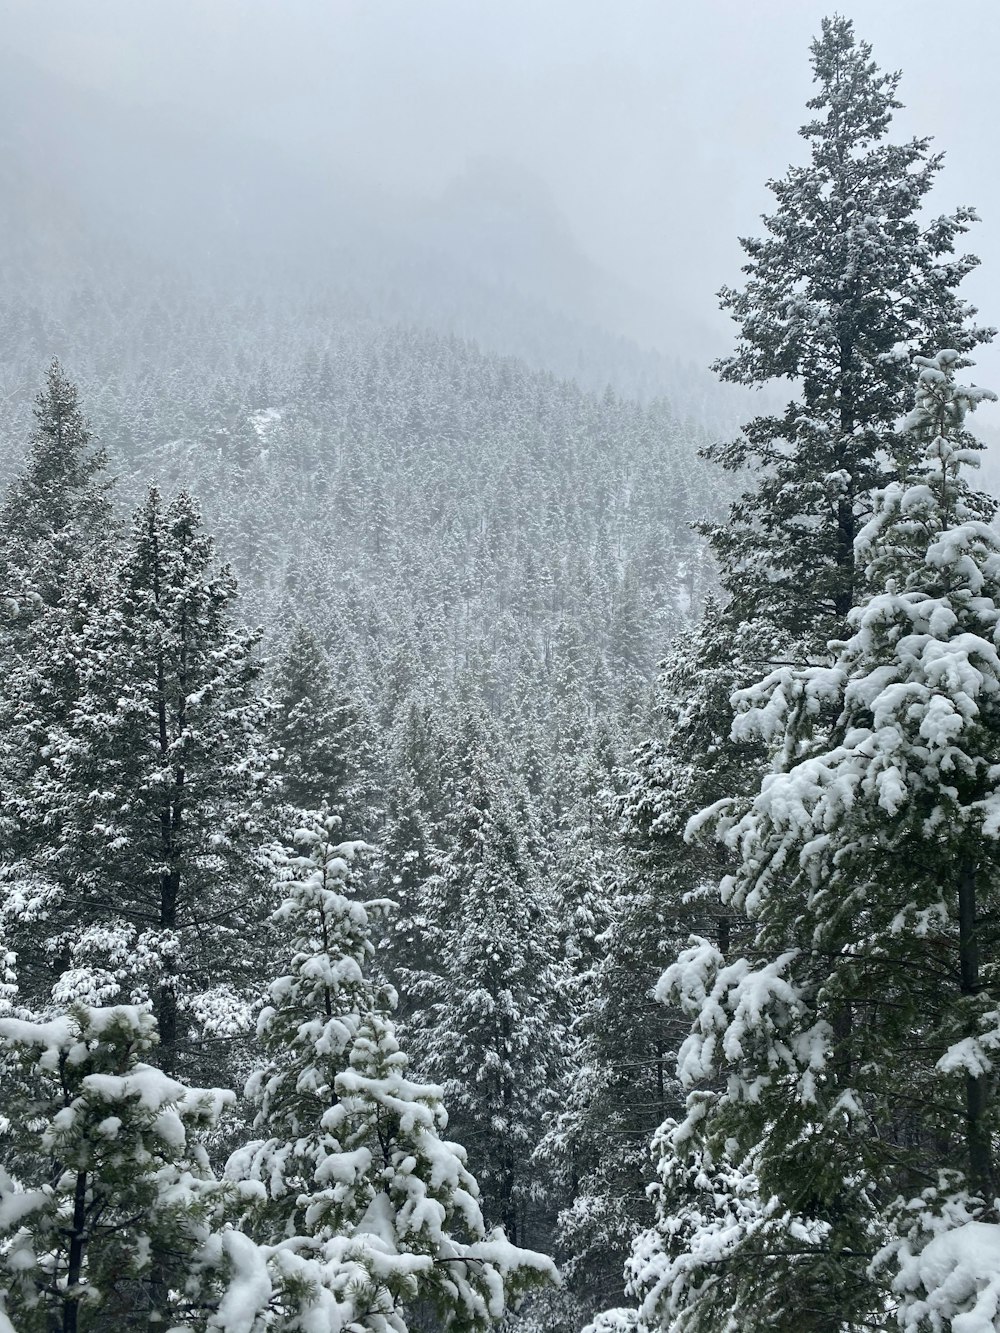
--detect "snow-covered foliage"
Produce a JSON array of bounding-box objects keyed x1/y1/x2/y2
[
  {"x1": 226, "y1": 809, "x2": 557, "y2": 1331},
  {"x1": 552, "y1": 607, "x2": 776, "y2": 1313},
  {"x1": 888, "y1": 1212, "x2": 1000, "y2": 1333},
  {"x1": 0, "y1": 1003, "x2": 238, "y2": 1330},
  {"x1": 2, "y1": 14, "x2": 998, "y2": 1332},
  {"x1": 0, "y1": 359, "x2": 113, "y2": 615},
  {"x1": 0, "y1": 486, "x2": 273, "y2": 1071},
  {"x1": 269, "y1": 623, "x2": 363, "y2": 821},
  {"x1": 406, "y1": 708, "x2": 564, "y2": 1249},
  {"x1": 623, "y1": 350, "x2": 1000, "y2": 1331},
  {"x1": 706, "y1": 16, "x2": 991, "y2": 655},
  {"x1": 581, "y1": 1307, "x2": 639, "y2": 1333}
]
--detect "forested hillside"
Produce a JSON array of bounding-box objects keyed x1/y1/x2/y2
[{"x1": 0, "y1": 298, "x2": 717, "y2": 1329}]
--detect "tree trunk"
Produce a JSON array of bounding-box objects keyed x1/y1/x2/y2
[
  {"x1": 63, "y1": 1169, "x2": 87, "y2": 1333},
  {"x1": 833, "y1": 492, "x2": 855, "y2": 623},
  {"x1": 958, "y1": 858, "x2": 994, "y2": 1200},
  {"x1": 156, "y1": 636, "x2": 180, "y2": 1072},
  {"x1": 157, "y1": 865, "x2": 180, "y2": 1071},
  {"x1": 832, "y1": 998, "x2": 852, "y2": 1088}
]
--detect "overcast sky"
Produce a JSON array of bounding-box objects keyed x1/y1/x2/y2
[{"x1": 4, "y1": 0, "x2": 1000, "y2": 387}]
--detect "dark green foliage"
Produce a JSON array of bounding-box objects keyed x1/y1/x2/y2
[
  {"x1": 0, "y1": 358, "x2": 113, "y2": 611},
  {"x1": 1, "y1": 488, "x2": 273, "y2": 1076},
  {"x1": 705, "y1": 15, "x2": 990, "y2": 652},
  {"x1": 268, "y1": 623, "x2": 357, "y2": 813}
]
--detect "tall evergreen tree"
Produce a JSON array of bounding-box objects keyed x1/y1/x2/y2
[
  {"x1": 412, "y1": 711, "x2": 563, "y2": 1250},
  {"x1": 0, "y1": 359, "x2": 112, "y2": 613},
  {"x1": 0, "y1": 1002, "x2": 238, "y2": 1333},
  {"x1": 269, "y1": 622, "x2": 356, "y2": 813},
  {"x1": 628, "y1": 351, "x2": 1000, "y2": 1332},
  {"x1": 594, "y1": 20, "x2": 995, "y2": 1316},
  {"x1": 0, "y1": 367, "x2": 117, "y2": 887},
  {"x1": 551, "y1": 609, "x2": 771, "y2": 1322},
  {"x1": 372, "y1": 698, "x2": 448, "y2": 1018},
  {"x1": 2, "y1": 488, "x2": 272, "y2": 1074},
  {"x1": 706, "y1": 15, "x2": 990, "y2": 652}
]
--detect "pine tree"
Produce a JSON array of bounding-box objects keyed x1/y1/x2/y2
[
  {"x1": 548, "y1": 856, "x2": 679, "y2": 1317},
  {"x1": 0, "y1": 359, "x2": 113, "y2": 614},
  {"x1": 0, "y1": 1002, "x2": 238, "y2": 1332},
  {"x1": 372, "y1": 698, "x2": 448, "y2": 1019},
  {"x1": 631, "y1": 351, "x2": 1000, "y2": 1332},
  {"x1": 706, "y1": 15, "x2": 991, "y2": 653},
  {"x1": 597, "y1": 21, "x2": 995, "y2": 1319},
  {"x1": 2, "y1": 488, "x2": 273, "y2": 1074},
  {"x1": 0, "y1": 367, "x2": 117, "y2": 907},
  {"x1": 269, "y1": 622, "x2": 356, "y2": 814},
  {"x1": 226, "y1": 810, "x2": 556, "y2": 1331},
  {"x1": 622, "y1": 602, "x2": 775, "y2": 955},
  {"x1": 549, "y1": 611, "x2": 771, "y2": 1320},
  {"x1": 413, "y1": 711, "x2": 563, "y2": 1250}
]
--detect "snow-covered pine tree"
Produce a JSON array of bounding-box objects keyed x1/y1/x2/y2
[
  {"x1": 592, "y1": 21, "x2": 994, "y2": 1319},
  {"x1": 0, "y1": 367, "x2": 118, "y2": 932},
  {"x1": 269, "y1": 622, "x2": 357, "y2": 814},
  {"x1": 0, "y1": 359, "x2": 113, "y2": 614},
  {"x1": 226, "y1": 809, "x2": 556, "y2": 1331},
  {"x1": 2, "y1": 487, "x2": 273, "y2": 1074},
  {"x1": 621, "y1": 601, "x2": 778, "y2": 962},
  {"x1": 548, "y1": 723, "x2": 621, "y2": 1033},
  {"x1": 0, "y1": 1002, "x2": 238, "y2": 1332},
  {"x1": 628, "y1": 351, "x2": 1000, "y2": 1332},
  {"x1": 323, "y1": 624, "x2": 387, "y2": 840},
  {"x1": 372, "y1": 698, "x2": 448, "y2": 1021},
  {"x1": 706, "y1": 15, "x2": 991, "y2": 654},
  {"x1": 412, "y1": 709, "x2": 564, "y2": 1250},
  {"x1": 550, "y1": 609, "x2": 771, "y2": 1322}
]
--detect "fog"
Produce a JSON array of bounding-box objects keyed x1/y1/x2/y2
[{"x1": 4, "y1": 0, "x2": 1000, "y2": 388}]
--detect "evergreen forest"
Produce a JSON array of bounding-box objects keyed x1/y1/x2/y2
[{"x1": 3, "y1": 12, "x2": 1000, "y2": 1333}]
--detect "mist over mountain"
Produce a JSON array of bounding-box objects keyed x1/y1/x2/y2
[{"x1": 0, "y1": 51, "x2": 737, "y2": 416}]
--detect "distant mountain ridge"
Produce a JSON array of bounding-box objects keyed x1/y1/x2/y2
[{"x1": 0, "y1": 54, "x2": 741, "y2": 423}]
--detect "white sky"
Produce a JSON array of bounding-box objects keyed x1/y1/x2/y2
[{"x1": 4, "y1": 0, "x2": 1000, "y2": 388}]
